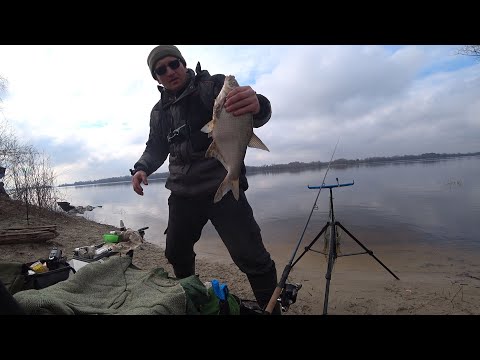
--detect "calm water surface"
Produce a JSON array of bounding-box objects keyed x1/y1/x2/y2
[{"x1": 61, "y1": 156, "x2": 480, "y2": 262}]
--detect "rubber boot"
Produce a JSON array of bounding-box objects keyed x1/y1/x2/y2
[
  {"x1": 172, "y1": 262, "x2": 195, "y2": 279},
  {"x1": 247, "y1": 268, "x2": 282, "y2": 315}
]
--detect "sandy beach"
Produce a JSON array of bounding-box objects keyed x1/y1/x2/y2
[{"x1": 1, "y1": 196, "x2": 479, "y2": 315}]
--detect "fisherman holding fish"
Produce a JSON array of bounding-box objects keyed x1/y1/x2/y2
[{"x1": 131, "y1": 45, "x2": 280, "y2": 314}]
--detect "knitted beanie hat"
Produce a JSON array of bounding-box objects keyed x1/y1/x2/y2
[{"x1": 147, "y1": 45, "x2": 187, "y2": 79}]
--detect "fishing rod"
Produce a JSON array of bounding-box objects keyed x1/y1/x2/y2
[{"x1": 264, "y1": 138, "x2": 340, "y2": 314}]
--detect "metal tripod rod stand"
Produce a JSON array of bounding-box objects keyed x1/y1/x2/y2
[{"x1": 292, "y1": 180, "x2": 399, "y2": 315}]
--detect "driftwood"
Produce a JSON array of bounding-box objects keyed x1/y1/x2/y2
[{"x1": 0, "y1": 225, "x2": 58, "y2": 245}]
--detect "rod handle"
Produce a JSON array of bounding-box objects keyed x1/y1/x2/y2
[{"x1": 264, "y1": 286, "x2": 283, "y2": 314}]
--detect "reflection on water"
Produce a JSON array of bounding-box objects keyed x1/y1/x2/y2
[{"x1": 62, "y1": 156, "x2": 480, "y2": 257}]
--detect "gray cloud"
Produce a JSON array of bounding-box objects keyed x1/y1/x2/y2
[
  {"x1": 1, "y1": 45, "x2": 478, "y2": 184},
  {"x1": 30, "y1": 137, "x2": 86, "y2": 165}
]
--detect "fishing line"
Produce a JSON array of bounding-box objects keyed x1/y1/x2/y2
[
  {"x1": 264, "y1": 137, "x2": 340, "y2": 314},
  {"x1": 287, "y1": 137, "x2": 340, "y2": 262}
]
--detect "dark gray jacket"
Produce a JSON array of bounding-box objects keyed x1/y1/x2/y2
[{"x1": 133, "y1": 63, "x2": 272, "y2": 197}]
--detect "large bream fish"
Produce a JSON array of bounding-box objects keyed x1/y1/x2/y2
[{"x1": 201, "y1": 75, "x2": 269, "y2": 203}]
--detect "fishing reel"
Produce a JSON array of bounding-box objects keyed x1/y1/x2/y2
[
  {"x1": 137, "y1": 227, "x2": 149, "y2": 239},
  {"x1": 46, "y1": 247, "x2": 64, "y2": 270},
  {"x1": 119, "y1": 219, "x2": 148, "y2": 239},
  {"x1": 279, "y1": 282, "x2": 302, "y2": 312}
]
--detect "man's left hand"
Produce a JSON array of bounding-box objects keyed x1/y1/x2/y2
[{"x1": 225, "y1": 86, "x2": 260, "y2": 116}]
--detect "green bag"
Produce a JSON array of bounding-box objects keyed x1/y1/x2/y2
[
  {"x1": 0, "y1": 262, "x2": 26, "y2": 295},
  {"x1": 199, "y1": 281, "x2": 240, "y2": 315}
]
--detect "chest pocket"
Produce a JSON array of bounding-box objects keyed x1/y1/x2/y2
[
  {"x1": 150, "y1": 109, "x2": 170, "y2": 145},
  {"x1": 187, "y1": 85, "x2": 215, "y2": 153}
]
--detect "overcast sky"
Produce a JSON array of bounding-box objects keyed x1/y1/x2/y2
[{"x1": 0, "y1": 45, "x2": 478, "y2": 185}]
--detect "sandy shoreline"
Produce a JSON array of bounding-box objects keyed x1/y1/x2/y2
[{"x1": 1, "y1": 196, "x2": 479, "y2": 315}]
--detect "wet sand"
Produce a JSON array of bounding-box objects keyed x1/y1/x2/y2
[
  {"x1": 2, "y1": 196, "x2": 479, "y2": 315},
  {"x1": 183, "y1": 221, "x2": 480, "y2": 315}
]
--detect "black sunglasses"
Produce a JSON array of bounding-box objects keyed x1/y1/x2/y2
[{"x1": 154, "y1": 59, "x2": 181, "y2": 76}]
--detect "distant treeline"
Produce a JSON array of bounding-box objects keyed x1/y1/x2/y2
[{"x1": 59, "y1": 151, "x2": 480, "y2": 187}]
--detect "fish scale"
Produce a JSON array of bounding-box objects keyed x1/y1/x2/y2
[
  {"x1": 213, "y1": 106, "x2": 253, "y2": 180},
  {"x1": 201, "y1": 75, "x2": 269, "y2": 203}
]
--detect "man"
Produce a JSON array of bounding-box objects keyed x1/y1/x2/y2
[
  {"x1": 0, "y1": 182, "x2": 9, "y2": 198},
  {"x1": 131, "y1": 45, "x2": 280, "y2": 314}
]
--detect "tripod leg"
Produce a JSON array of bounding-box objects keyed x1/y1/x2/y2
[
  {"x1": 264, "y1": 223, "x2": 329, "y2": 314},
  {"x1": 336, "y1": 222, "x2": 400, "y2": 280},
  {"x1": 323, "y1": 221, "x2": 338, "y2": 315},
  {"x1": 292, "y1": 222, "x2": 329, "y2": 267}
]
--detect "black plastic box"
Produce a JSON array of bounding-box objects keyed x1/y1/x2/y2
[{"x1": 23, "y1": 261, "x2": 73, "y2": 290}]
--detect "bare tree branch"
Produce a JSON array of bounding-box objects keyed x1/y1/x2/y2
[
  {"x1": 456, "y1": 45, "x2": 480, "y2": 58},
  {"x1": 0, "y1": 75, "x2": 7, "y2": 94},
  {"x1": 1, "y1": 75, "x2": 61, "y2": 211},
  {"x1": 0, "y1": 76, "x2": 7, "y2": 110}
]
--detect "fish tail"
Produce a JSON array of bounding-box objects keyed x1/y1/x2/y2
[
  {"x1": 232, "y1": 179, "x2": 240, "y2": 200},
  {"x1": 214, "y1": 177, "x2": 240, "y2": 203}
]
